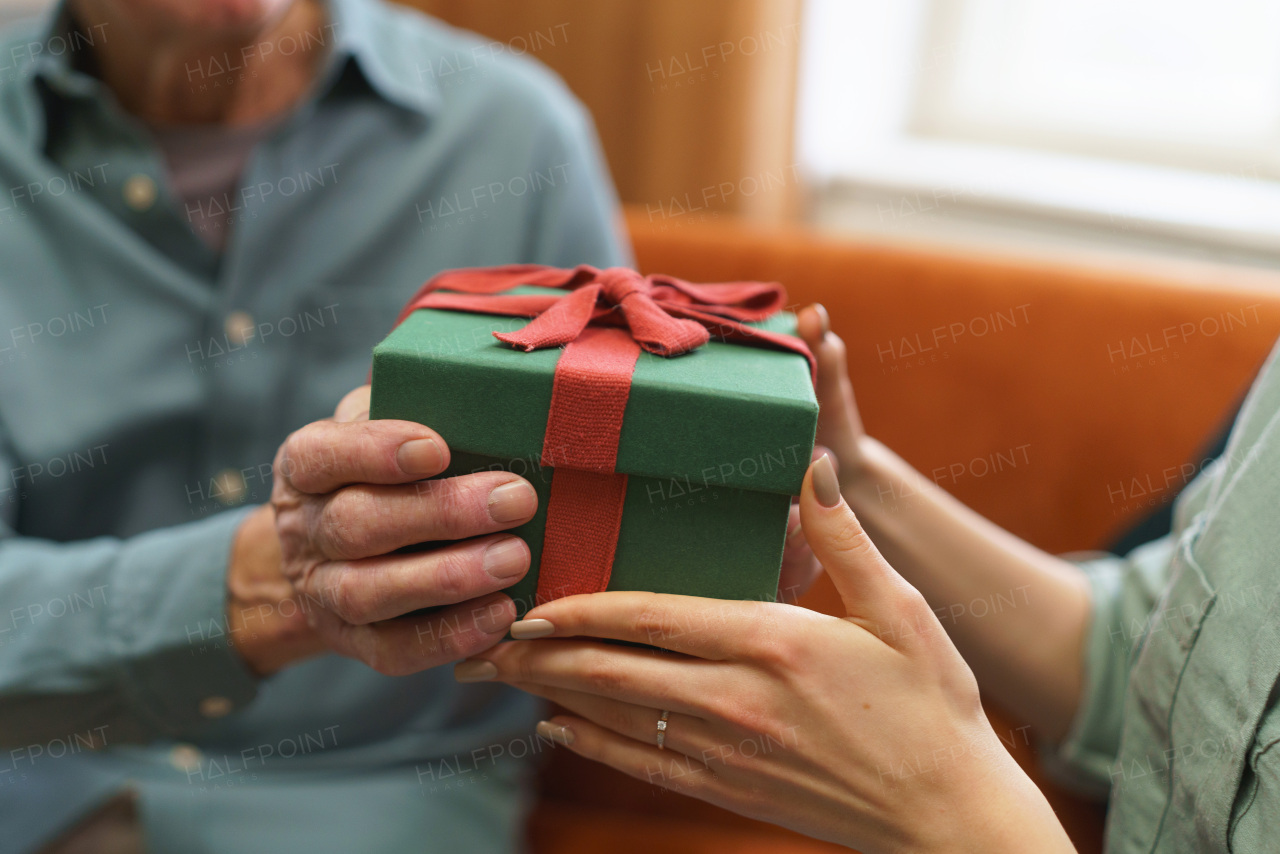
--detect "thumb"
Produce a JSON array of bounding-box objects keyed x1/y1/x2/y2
[{"x1": 800, "y1": 454, "x2": 923, "y2": 634}]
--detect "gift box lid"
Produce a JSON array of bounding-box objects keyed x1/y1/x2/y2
[{"x1": 370, "y1": 300, "x2": 818, "y2": 495}]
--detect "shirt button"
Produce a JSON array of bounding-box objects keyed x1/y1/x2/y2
[
  {"x1": 199, "y1": 696, "x2": 234, "y2": 719},
  {"x1": 212, "y1": 469, "x2": 247, "y2": 506},
  {"x1": 224, "y1": 311, "x2": 256, "y2": 346},
  {"x1": 122, "y1": 174, "x2": 157, "y2": 212},
  {"x1": 169, "y1": 743, "x2": 203, "y2": 772}
]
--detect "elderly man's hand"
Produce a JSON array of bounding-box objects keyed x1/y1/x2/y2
[{"x1": 227, "y1": 385, "x2": 537, "y2": 676}]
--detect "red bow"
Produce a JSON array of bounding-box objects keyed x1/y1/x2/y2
[{"x1": 396, "y1": 263, "x2": 816, "y2": 377}]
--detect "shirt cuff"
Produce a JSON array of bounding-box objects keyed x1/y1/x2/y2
[
  {"x1": 1039, "y1": 555, "x2": 1129, "y2": 798},
  {"x1": 111, "y1": 508, "x2": 261, "y2": 737}
]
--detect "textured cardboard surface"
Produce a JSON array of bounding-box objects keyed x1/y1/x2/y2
[{"x1": 441, "y1": 452, "x2": 790, "y2": 617}]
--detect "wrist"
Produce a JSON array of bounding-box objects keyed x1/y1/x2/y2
[
  {"x1": 842, "y1": 436, "x2": 915, "y2": 512},
  {"x1": 932, "y1": 747, "x2": 1076, "y2": 854},
  {"x1": 228, "y1": 504, "x2": 325, "y2": 676}
]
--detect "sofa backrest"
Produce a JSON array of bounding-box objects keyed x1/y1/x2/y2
[{"x1": 627, "y1": 210, "x2": 1280, "y2": 556}]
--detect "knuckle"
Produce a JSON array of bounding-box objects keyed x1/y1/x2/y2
[
  {"x1": 272, "y1": 506, "x2": 310, "y2": 561},
  {"x1": 630, "y1": 596, "x2": 676, "y2": 645},
  {"x1": 428, "y1": 548, "x2": 480, "y2": 602},
  {"x1": 289, "y1": 558, "x2": 323, "y2": 599},
  {"x1": 720, "y1": 698, "x2": 774, "y2": 739},
  {"x1": 347, "y1": 424, "x2": 388, "y2": 471},
  {"x1": 827, "y1": 519, "x2": 877, "y2": 561},
  {"x1": 580, "y1": 652, "x2": 627, "y2": 695},
  {"x1": 328, "y1": 567, "x2": 368, "y2": 624},
  {"x1": 279, "y1": 426, "x2": 323, "y2": 488},
  {"x1": 747, "y1": 625, "x2": 801, "y2": 670},
  {"x1": 884, "y1": 583, "x2": 932, "y2": 627},
  {"x1": 317, "y1": 490, "x2": 378, "y2": 559},
  {"x1": 872, "y1": 588, "x2": 942, "y2": 651},
  {"x1": 728, "y1": 602, "x2": 792, "y2": 665},
  {"x1": 510, "y1": 646, "x2": 538, "y2": 684},
  {"x1": 422, "y1": 476, "x2": 492, "y2": 539},
  {"x1": 899, "y1": 586, "x2": 932, "y2": 617}
]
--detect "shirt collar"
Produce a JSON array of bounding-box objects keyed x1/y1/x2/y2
[
  {"x1": 24, "y1": 2, "x2": 101, "y2": 102},
  {"x1": 29, "y1": 0, "x2": 440, "y2": 119},
  {"x1": 326, "y1": 0, "x2": 441, "y2": 118}
]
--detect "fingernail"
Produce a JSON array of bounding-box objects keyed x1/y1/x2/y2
[
  {"x1": 488, "y1": 481, "x2": 537, "y2": 523},
  {"x1": 536, "y1": 720, "x2": 574, "y2": 746},
  {"x1": 454, "y1": 660, "x2": 498, "y2": 682},
  {"x1": 397, "y1": 438, "x2": 443, "y2": 475},
  {"x1": 812, "y1": 453, "x2": 842, "y2": 508},
  {"x1": 510, "y1": 618, "x2": 554, "y2": 640},
  {"x1": 813, "y1": 303, "x2": 830, "y2": 335},
  {"x1": 483, "y1": 537, "x2": 529, "y2": 580}
]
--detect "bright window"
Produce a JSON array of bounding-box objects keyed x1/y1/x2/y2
[{"x1": 797, "y1": 0, "x2": 1280, "y2": 257}]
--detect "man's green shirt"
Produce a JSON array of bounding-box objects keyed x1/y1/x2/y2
[{"x1": 0, "y1": 1, "x2": 628, "y2": 850}]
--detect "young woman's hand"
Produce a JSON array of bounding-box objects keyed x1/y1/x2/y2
[
  {"x1": 776, "y1": 303, "x2": 865, "y2": 601},
  {"x1": 797, "y1": 303, "x2": 866, "y2": 486},
  {"x1": 454, "y1": 456, "x2": 1075, "y2": 854}
]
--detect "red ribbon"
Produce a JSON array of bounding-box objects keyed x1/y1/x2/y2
[{"x1": 393, "y1": 264, "x2": 814, "y2": 605}]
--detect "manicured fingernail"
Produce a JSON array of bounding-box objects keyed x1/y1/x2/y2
[
  {"x1": 536, "y1": 720, "x2": 574, "y2": 746},
  {"x1": 813, "y1": 303, "x2": 830, "y2": 335},
  {"x1": 483, "y1": 537, "x2": 529, "y2": 580},
  {"x1": 488, "y1": 481, "x2": 537, "y2": 523},
  {"x1": 454, "y1": 660, "x2": 497, "y2": 682},
  {"x1": 510, "y1": 618, "x2": 554, "y2": 640},
  {"x1": 812, "y1": 454, "x2": 842, "y2": 508},
  {"x1": 397, "y1": 438, "x2": 443, "y2": 475}
]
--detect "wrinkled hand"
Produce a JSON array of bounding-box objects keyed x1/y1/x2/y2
[
  {"x1": 455, "y1": 456, "x2": 1073, "y2": 854},
  {"x1": 229, "y1": 386, "x2": 539, "y2": 676}
]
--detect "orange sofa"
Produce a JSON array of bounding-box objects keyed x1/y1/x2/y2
[{"x1": 528, "y1": 207, "x2": 1280, "y2": 854}]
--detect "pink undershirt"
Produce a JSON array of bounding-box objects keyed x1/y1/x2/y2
[{"x1": 150, "y1": 118, "x2": 282, "y2": 252}]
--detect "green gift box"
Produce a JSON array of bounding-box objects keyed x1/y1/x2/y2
[{"x1": 369, "y1": 272, "x2": 818, "y2": 617}]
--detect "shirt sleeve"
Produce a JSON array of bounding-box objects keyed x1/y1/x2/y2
[
  {"x1": 1042, "y1": 533, "x2": 1177, "y2": 796},
  {"x1": 0, "y1": 431, "x2": 261, "y2": 746}
]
